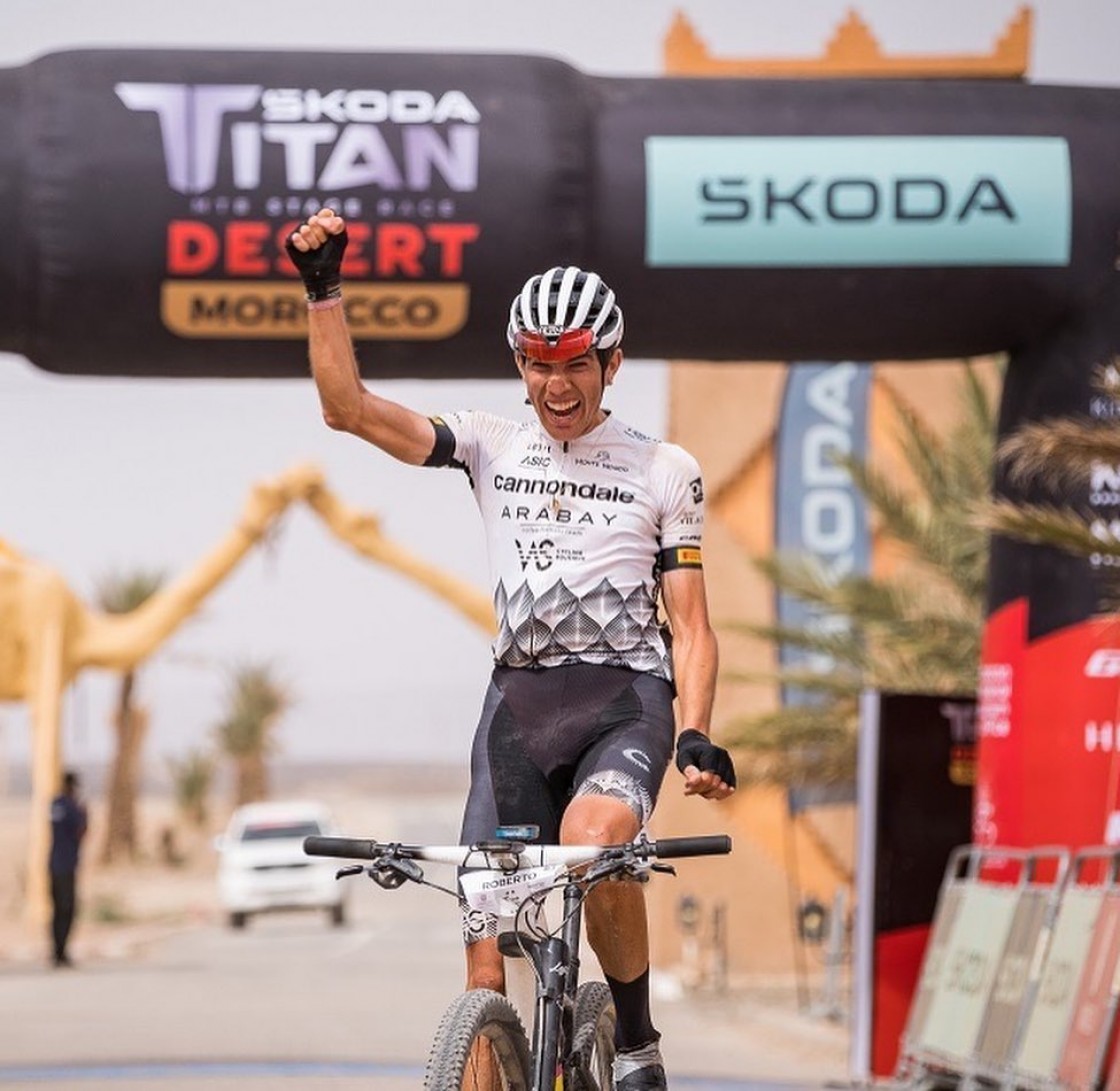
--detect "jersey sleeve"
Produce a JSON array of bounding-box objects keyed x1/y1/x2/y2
[
  {"x1": 655, "y1": 444, "x2": 706, "y2": 572},
  {"x1": 422, "y1": 409, "x2": 517, "y2": 488}
]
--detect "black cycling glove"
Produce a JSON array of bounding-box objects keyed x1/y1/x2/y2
[
  {"x1": 285, "y1": 226, "x2": 349, "y2": 302},
  {"x1": 675, "y1": 729, "x2": 737, "y2": 788}
]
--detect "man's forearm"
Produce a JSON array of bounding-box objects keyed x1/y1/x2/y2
[
  {"x1": 308, "y1": 300, "x2": 365, "y2": 433},
  {"x1": 672, "y1": 626, "x2": 718, "y2": 736}
]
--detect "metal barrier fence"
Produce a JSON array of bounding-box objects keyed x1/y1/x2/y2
[
  {"x1": 892, "y1": 845, "x2": 1120, "y2": 1090},
  {"x1": 896, "y1": 846, "x2": 1069, "y2": 1089}
]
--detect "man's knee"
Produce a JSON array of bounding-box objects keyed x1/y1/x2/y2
[{"x1": 561, "y1": 795, "x2": 640, "y2": 846}]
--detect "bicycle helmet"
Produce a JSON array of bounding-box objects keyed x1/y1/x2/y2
[{"x1": 506, "y1": 266, "x2": 624, "y2": 362}]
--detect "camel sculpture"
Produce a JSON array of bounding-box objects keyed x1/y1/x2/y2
[{"x1": 1, "y1": 463, "x2": 495, "y2": 923}]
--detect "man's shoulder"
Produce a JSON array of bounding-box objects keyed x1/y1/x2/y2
[
  {"x1": 440, "y1": 408, "x2": 525, "y2": 439},
  {"x1": 610, "y1": 417, "x2": 660, "y2": 447}
]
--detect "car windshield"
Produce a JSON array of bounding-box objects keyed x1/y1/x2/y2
[{"x1": 239, "y1": 820, "x2": 322, "y2": 842}]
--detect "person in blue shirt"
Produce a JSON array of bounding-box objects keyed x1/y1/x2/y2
[{"x1": 49, "y1": 771, "x2": 88, "y2": 968}]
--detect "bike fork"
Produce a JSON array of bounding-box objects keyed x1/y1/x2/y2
[{"x1": 530, "y1": 885, "x2": 585, "y2": 1090}]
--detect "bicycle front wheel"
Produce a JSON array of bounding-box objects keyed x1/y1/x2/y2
[
  {"x1": 568, "y1": 980, "x2": 617, "y2": 1090},
  {"x1": 424, "y1": 988, "x2": 532, "y2": 1091}
]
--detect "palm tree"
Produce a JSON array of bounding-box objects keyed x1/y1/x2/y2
[
  {"x1": 984, "y1": 364, "x2": 1120, "y2": 609},
  {"x1": 725, "y1": 362, "x2": 1000, "y2": 787},
  {"x1": 214, "y1": 662, "x2": 292, "y2": 806},
  {"x1": 167, "y1": 747, "x2": 217, "y2": 829},
  {"x1": 95, "y1": 567, "x2": 166, "y2": 863}
]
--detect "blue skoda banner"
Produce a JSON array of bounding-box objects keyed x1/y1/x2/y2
[
  {"x1": 645, "y1": 136, "x2": 1071, "y2": 268},
  {"x1": 774, "y1": 362, "x2": 873, "y2": 704},
  {"x1": 779, "y1": 362, "x2": 873, "y2": 703}
]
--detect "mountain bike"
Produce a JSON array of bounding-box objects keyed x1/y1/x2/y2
[{"x1": 304, "y1": 827, "x2": 732, "y2": 1089}]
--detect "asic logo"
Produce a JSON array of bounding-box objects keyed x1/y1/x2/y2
[
  {"x1": 515, "y1": 539, "x2": 554, "y2": 572},
  {"x1": 115, "y1": 83, "x2": 480, "y2": 195}
]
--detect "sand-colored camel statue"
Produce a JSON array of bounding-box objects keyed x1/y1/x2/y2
[{"x1": 3, "y1": 463, "x2": 494, "y2": 924}]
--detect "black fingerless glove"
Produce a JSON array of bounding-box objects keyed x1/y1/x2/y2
[
  {"x1": 675, "y1": 729, "x2": 737, "y2": 788},
  {"x1": 285, "y1": 227, "x2": 349, "y2": 302}
]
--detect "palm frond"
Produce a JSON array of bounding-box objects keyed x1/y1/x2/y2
[
  {"x1": 732, "y1": 361, "x2": 999, "y2": 787},
  {"x1": 982, "y1": 500, "x2": 1120, "y2": 558},
  {"x1": 999, "y1": 419, "x2": 1120, "y2": 489}
]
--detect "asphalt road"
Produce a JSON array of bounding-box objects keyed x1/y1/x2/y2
[{"x1": 0, "y1": 861, "x2": 847, "y2": 1089}]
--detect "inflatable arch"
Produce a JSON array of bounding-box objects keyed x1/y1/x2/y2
[{"x1": 2, "y1": 49, "x2": 1118, "y2": 849}]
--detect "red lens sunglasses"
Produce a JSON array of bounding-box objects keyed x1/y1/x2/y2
[{"x1": 514, "y1": 328, "x2": 595, "y2": 363}]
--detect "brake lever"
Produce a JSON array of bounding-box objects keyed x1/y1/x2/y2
[
  {"x1": 650, "y1": 862, "x2": 676, "y2": 876},
  {"x1": 583, "y1": 856, "x2": 631, "y2": 883},
  {"x1": 335, "y1": 864, "x2": 365, "y2": 880},
  {"x1": 371, "y1": 856, "x2": 424, "y2": 890}
]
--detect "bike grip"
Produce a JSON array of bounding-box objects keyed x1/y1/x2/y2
[
  {"x1": 303, "y1": 836, "x2": 380, "y2": 860},
  {"x1": 652, "y1": 835, "x2": 732, "y2": 858}
]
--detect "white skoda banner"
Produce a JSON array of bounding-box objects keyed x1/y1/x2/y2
[{"x1": 645, "y1": 136, "x2": 1071, "y2": 267}]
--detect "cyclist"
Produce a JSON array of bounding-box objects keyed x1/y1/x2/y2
[{"x1": 288, "y1": 208, "x2": 736, "y2": 1090}]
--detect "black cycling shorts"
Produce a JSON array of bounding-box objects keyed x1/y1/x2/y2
[{"x1": 458, "y1": 663, "x2": 674, "y2": 943}]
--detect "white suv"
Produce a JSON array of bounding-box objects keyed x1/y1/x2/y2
[{"x1": 215, "y1": 801, "x2": 348, "y2": 929}]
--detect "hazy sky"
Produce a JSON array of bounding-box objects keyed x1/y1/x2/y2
[{"x1": 2, "y1": 0, "x2": 1117, "y2": 776}]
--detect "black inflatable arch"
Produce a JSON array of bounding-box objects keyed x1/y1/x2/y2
[{"x1": 3, "y1": 49, "x2": 1119, "y2": 846}]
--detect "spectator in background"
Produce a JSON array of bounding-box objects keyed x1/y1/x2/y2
[{"x1": 49, "y1": 770, "x2": 87, "y2": 968}]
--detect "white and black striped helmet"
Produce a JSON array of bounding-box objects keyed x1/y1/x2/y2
[{"x1": 506, "y1": 266, "x2": 624, "y2": 359}]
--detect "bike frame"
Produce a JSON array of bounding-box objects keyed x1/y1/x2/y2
[{"x1": 526, "y1": 879, "x2": 586, "y2": 1090}]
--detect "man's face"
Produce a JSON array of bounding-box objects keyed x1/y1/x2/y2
[{"x1": 516, "y1": 349, "x2": 621, "y2": 442}]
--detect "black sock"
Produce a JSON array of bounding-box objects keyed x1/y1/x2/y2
[{"x1": 604, "y1": 967, "x2": 659, "y2": 1053}]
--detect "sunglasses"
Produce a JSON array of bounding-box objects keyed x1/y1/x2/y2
[{"x1": 514, "y1": 328, "x2": 596, "y2": 363}]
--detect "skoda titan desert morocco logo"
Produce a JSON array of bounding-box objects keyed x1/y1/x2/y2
[{"x1": 115, "y1": 82, "x2": 482, "y2": 342}]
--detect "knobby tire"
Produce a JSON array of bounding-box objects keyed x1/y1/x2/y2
[
  {"x1": 424, "y1": 988, "x2": 532, "y2": 1090},
  {"x1": 568, "y1": 980, "x2": 617, "y2": 1090}
]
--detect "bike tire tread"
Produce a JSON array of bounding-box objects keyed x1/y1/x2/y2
[{"x1": 423, "y1": 987, "x2": 532, "y2": 1090}]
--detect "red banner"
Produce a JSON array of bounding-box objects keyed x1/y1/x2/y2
[{"x1": 977, "y1": 601, "x2": 1120, "y2": 849}]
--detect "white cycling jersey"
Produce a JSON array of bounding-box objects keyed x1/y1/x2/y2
[{"x1": 425, "y1": 410, "x2": 705, "y2": 679}]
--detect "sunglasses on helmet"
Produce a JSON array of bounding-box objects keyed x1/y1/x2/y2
[{"x1": 514, "y1": 327, "x2": 596, "y2": 363}]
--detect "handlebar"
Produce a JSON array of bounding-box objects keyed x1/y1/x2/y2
[
  {"x1": 304, "y1": 836, "x2": 383, "y2": 860},
  {"x1": 647, "y1": 835, "x2": 731, "y2": 859},
  {"x1": 304, "y1": 833, "x2": 731, "y2": 867}
]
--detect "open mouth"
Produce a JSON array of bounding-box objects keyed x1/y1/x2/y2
[{"x1": 545, "y1": 398, "x2": 580, "y2": 420}]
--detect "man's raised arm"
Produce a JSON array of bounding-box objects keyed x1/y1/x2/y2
[{"x1": 287, "y1": 209, "x2": 437, "y2": 466}]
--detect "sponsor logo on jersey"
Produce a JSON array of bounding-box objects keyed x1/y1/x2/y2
[
  {"x1": 493, "y1": 475, "x2": 635, "y2": 503},
  {"x1": 662, "y1": 545, "x2": 703, "y2": 570},
  {"x1": 501, "y1": 505, "x2": 619, "y2": 527},
  {"x1": 574, "y1": 454, "x2": 630, "y2": 473},
  {"x1": 515, "y1": 538, "x2": 555, "y2": 571}
]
